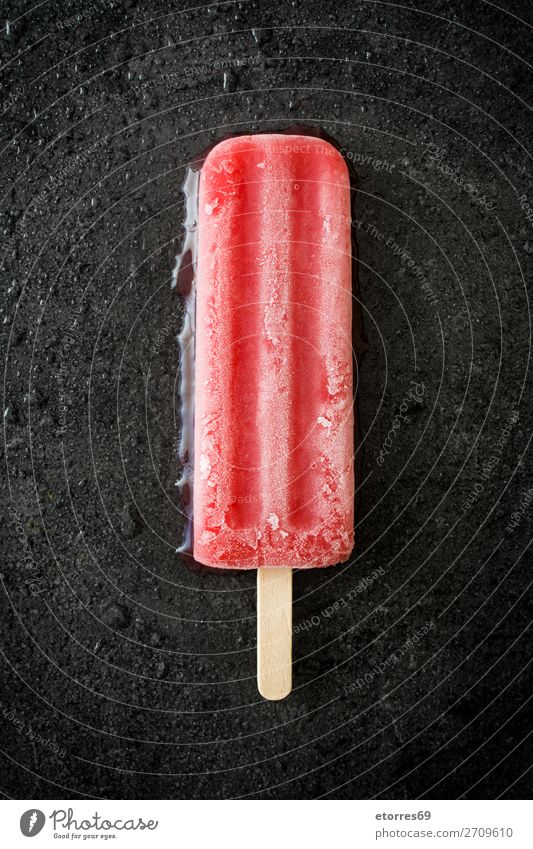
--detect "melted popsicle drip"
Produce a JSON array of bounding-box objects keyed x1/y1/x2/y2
[{"x1": 173, "y1": 165, "x2": 200, "y2": 552}]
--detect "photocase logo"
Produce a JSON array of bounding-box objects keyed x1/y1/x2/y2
[{"x1": 20, "y1": 809, "x2": 45, "y2": 837}]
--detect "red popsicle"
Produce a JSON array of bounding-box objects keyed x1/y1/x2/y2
[{"x1": 193, "y1": 134, "x2": 354, "y2": 571}]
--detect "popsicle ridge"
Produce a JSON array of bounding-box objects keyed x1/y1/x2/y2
[{"x1": 193, "y1": 134, "x2": 354, "y2": 568}]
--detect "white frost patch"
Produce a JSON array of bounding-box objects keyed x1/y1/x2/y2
[
  {"x1": 267, "y1": 513, "x2": 279, "y2": 530},
  {"x1": 263, "y1": 303, "x2": 285, "y2": 346},
  {"x1": 317, "y1": 416, "x2": 332, "y2": 428},
  {"x1": 257, "y1": 161, "x2": 266, "y2": 169},
  {"x1": 221, "y1": 158, "x2": 237, "y2": 175},
  {"x1": 326, "y1": 358, "x2": 346, "y2": 396},
  {"x1": 204, "y1": 197, "x2": 219, "y2": 215},
  {"x1": 199, "y1": 454, "x2": 211, "y2": 480},
  {"x1": 279, "y1": 530, "x2": 288, "y2": 539}
]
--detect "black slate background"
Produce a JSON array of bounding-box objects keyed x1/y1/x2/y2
[{"x1": 1, "y1": 0, "x2": 532, "y2": 799}]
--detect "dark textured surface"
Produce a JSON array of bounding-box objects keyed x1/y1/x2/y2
[{"x1": 1, "y1": 0, "x2": 531, "y2": 799}]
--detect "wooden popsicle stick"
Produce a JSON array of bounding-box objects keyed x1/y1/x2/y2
[{"x1": 257, "y1": 568, "x2": 292, "y2": 700}]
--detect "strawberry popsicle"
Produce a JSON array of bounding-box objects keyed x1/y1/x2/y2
[{"x1": 193, "y1": 133, "x2": 354, "y2": 570}]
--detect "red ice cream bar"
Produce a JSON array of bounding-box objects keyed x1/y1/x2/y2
[{"x1": 193, "y1": 134, "x2": 354, "y2": 570}]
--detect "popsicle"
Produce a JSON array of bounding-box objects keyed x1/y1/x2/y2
[{"x1": 192, "y1": 133, "x2": 355, "y2": 697}]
